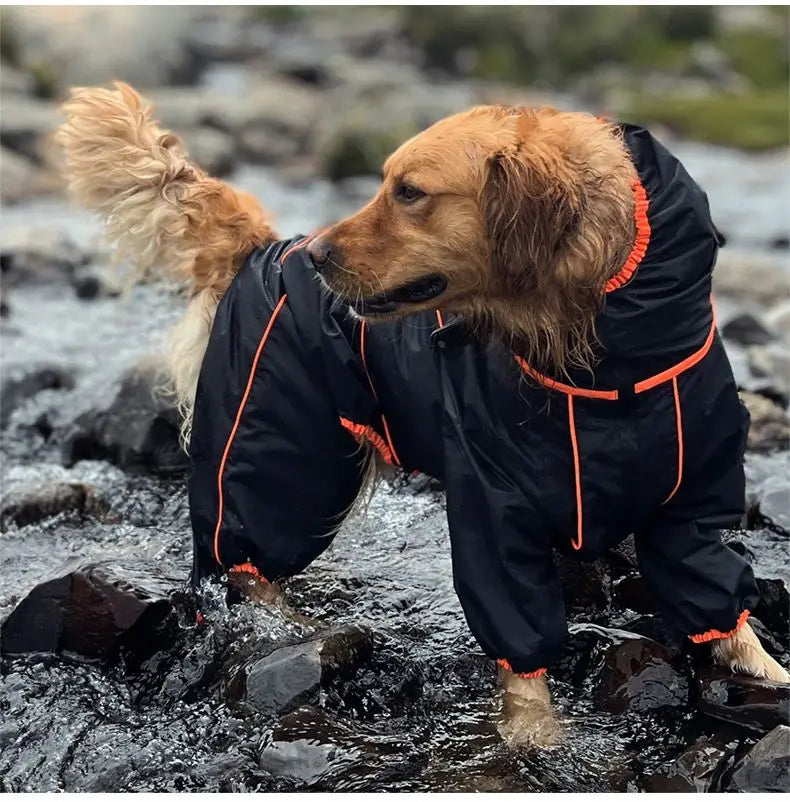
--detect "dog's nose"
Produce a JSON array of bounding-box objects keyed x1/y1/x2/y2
[{"x1": 307, "y1": 237, "x2": 332, "y2": 273}]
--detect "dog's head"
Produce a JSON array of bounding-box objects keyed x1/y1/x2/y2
[{"x1": 308, "y1": 105, "x2": 635, "y2": 370}]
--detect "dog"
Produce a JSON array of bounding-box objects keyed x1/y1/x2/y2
[{"x1": 56, "y1": 83, "x2": 789, "y2": 749}]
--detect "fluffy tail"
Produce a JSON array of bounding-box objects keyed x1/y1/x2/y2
[{"x1": 55, "y1": 82, "x2": 277, "y2": 442}]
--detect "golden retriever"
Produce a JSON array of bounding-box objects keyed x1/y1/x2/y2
[{"x1": 55, "y1": 83, "x2": 788, "y2": 749}]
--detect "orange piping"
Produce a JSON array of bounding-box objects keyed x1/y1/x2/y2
[
  {"x1": 689, "y1": 609, "x2": 750, "y2": 644},
  {"x1": 359, "y1": 321, "x2": 401, "y2": 466},
  {"x1": 340, "y1": 417, "x2": 395, "y2": 465},
  {"x1": 212, "y1": 294, "x2": 288, "y2": 566},
  {"x1": 661, "y1": 376, "x2": 684, "y2": 505},
  {"x1": 281, "y1": 233, "x2": 317, "y2": 264},
  {"x1": 567, "y1": 395, "x2": 584, "y2": 551},
  {"x1": 605, "y1": 179, "x2": 651, "y2": 293},
  {"x1": 497, "y1": 659, "x2": 547, "y2": 679},
  {"x1": 514, "y1": 355, "x2": 619, "y2": 400},
  {"x1": 635, "y1": 316, "x2": 716, "y2": 393},
  {"x1": 435, "y1": 309, "x2": 444, "y2": 328}
]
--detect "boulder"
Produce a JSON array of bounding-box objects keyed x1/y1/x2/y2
[
  {"x1": 722, "y1": 313, "x2": 777, "y2": 347},
  {"x1": 62, "y1": 365, "x2": 188, "y2": 476},
  {"x1": 183, "y1": 126, "x2": 236, "y2": 177},
  {"x1": 713, "y1": 254, "x2": 790, "y2": 307},
  {"x1": 1, "y1": 364, "x2": 74, "y2": 428},
  {"x1": 754, "y1": 579, "x2": 789, "y2": 653},
  {"x1": 0, "y1": 147, "x2": 58, "y2": 205},
  {"x1": 729, "y1": 725, "x2": 790, "y2": 792},
  {"x1": 643, "y1": 737, "x2": 732, "y2": 792},
  {"x1": 740, "y1": 391, "x2": 789, "y2": 453},
  {"x1": 225, "y1": 625, "x2": 374, "y2": 715},
  {"x1": 0, "y1": 561, "x2": 174, "y2": 660},
  {"x1": 0, "y1": 226, "x2": 88, "y2": 287},
  {"x1": 745, "y1": 451, "x2": 790, "y2": 532},
  {"x1": 557, "y1": 556, "x2": 611, "y2": 616},
  {"x1": 697, "y1": 670, "x2": 790, "y2": 733},
  {"x1": 0, "y1": 480, "x2": 97, "y2": 532},
  {"x1": 0, "y1": 96, "x2": 60, "y2": 162},
  {"x1": 592, "y1": 634, "x2": 688, "y2": 714}
]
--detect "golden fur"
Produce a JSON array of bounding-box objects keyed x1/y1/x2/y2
[
  {"x1": 311, "y1": 105, "x2": 637, "y2": 376},
  {"x1": 55, "y1": 84, "x2": 788, "y2": 749}
]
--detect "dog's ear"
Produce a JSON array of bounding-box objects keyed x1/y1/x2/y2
[{"x1": 481, "y1": 148, "x2": 581, "y2": 291}]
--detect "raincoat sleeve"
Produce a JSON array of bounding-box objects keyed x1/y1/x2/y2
[
  {"x1": 442, "y1": 428, "x2": 569, "y2": 676},
  {"x1": 188, "y1": 240, "x2": 372, "y2": 588}
]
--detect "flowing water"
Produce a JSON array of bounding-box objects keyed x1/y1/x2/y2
[{"x1": 1, "y1": 151, "x2": 788, "y2": 791}]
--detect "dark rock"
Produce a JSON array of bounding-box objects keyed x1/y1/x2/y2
[
  {"x1": 0, "y1": 226, "x2": 88, "y2": 287},
  {"x1": 754, "y1": 579, "x2": 789, "y2": 652},
  {"x1": 620, "y1": 614, "x2": 686, "y2": 649},
  {"x1": 258, "y1": 706, "x2": 349, "y2": 786},
  {"x1": 557, "y1": 556, "x2": 611, "y2": 616},
  {"x1": 730, "y1": 725, "x2": 790, "y2": 792},
  {"x1": 745, "y1": 451, "x2": 790, "y2": 532},
  {"x1": 0, "y1": 481, "x2": 96, "y2": 531},
  {"x1": 62, "y1": 365, "x2": 188, "y2": 475},
  {"x1": 0, "y1": 561, "x2": 174, "y2": 661},
  {"x1": 644, "y1": 737, "x2": 731, "y2": 792},
  {"x1": 612, "y1": 574, "x2": 655, "y2": 614},
  {"x1": 1, "y1": 364, "x2": 75, "y2": 428},
  {"x1": 723, "y1": 313, "x2": 777, "y2": 347},
  {"x1": 72, "y1": 274, "x2": 102, "y2": 301},
  {"x1": 698, "y1": 669, "x2": 790, "y2": 733},
  {"x1": 226, "y1": 625, "x2": 374, "y2": 715},
  {"x1": 593, "y1": 634, "x2": 688, "y2": 714},
  {"x1": 770, "y1": 236, "x2": 789, "y2": 250}
]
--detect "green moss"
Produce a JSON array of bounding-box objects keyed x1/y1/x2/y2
[
  {"x1": 719, "y1": 28, "x2": 790, "y2": 89},
  {"x1": 620, "y1": 90, "x2": 790, "y2": 150},
  {"x1": 28, "y1": 60, "x2": 58, "y2": 99},
  {"x1": 0, "y1": 9, "x2": 21, "y2": 67},
  {"x1": 319, "y1": 123, "x2": 419, "y2": 181}
]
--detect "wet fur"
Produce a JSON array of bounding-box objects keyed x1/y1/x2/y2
[{"x1": 56, "y1": 84, "x2": 788, "y2": 750}]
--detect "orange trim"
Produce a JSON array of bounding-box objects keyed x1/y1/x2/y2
[
  {"x1": 689, "y1": 609, "x2": 750, "y2": 644},
  {"x1": 281, "y1": 234, "x2": 317, "y2": 264},
  {"x1": 435, "y1": 309, "x2": 444, "y2": 328},
  {"x1": 229, "y1": 562, "x2": 268, "y2": 581},
  {"x1": 340, "y1": 416, "x2": 395, "y2": 465},
  {"x1": 605, "y1": 179, "x2": 651, "y2": 293},
  {"x1": 359, "y1": 321, "x2": 401, "y2": 466},
  {"x1": 497, "y1": 659, "x2": 547, "y2": 679},
  {"x1": 212, "y1": 294, "x2": 288, "y2": 566},
  {"x1": 514, "y1": 355, "x2": 619, "y2": 400},
  {"x1": 661, "y1": 376, "x2": 684, "y2": 505},
  {"x1": 567, "y1": 395, "x2": 584, "y2": 551},
  {"x1": 634, "y1": 316, "x2": 716, "y2": 393}
]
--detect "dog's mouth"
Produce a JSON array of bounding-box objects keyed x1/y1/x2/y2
[{"x1": 350, "y1": 274, "x2": 448, "y2": 316}]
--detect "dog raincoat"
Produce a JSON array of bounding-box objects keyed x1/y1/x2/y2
[{"x1": 189, "y1": 124, "x2": 758, "y2": 676}]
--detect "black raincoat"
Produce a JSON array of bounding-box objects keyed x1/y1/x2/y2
[{"x1": 189, "y1": 124, "x2": 758, "y2": 675}]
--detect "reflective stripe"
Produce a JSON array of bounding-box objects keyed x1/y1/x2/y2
[
  {"x1": 213, "y1": 294, "x2": 288, "y2": 566},
  {"x1": 661, "y1": 376, "x2": 684, "y2": 505},
  {"x1": 567, "y1": 395, "x2": 584, "y2": 551}
]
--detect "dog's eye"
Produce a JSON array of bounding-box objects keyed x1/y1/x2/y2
[{"x1": 394, "y1": 183, "x2": 426, "y2": 203}]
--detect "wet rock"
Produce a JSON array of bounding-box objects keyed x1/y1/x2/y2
[
  {"x1": 754, "y1": 579, "x2": 790, "y2": 653},
  {"x1": 0, "y1": 364, "x2": 75, "y2": 427},
  {"x1": 612, "y1": 573, "x2": 655, "y2": 614},
  {"x1": 770, "y1": 236, "x2": 790, "y2": 250},
  {"x1": 557, "y1": 556, "x2": 611, "y2": 616},
  {"x1": 258, "y1": 706, "x2": 350, "y2": 786},
  {"x1": 71, "y1": 273, "x2": 102, "y2": 301},
  {"x1": 745, "y1": 452, "x2": 790, "y2": 532},
  {"x1": 644, "y1": 737, "x2": 731, "y2": 792},
  {"x1": 227, "y1": 625, "x2": 374, "y2": 715},
  {"x1": 722, "y1": 313, "x2": 777, "y2": 347},
  {"x1": 0, "y1": 561, "x2": 174, "y2": 660},
  {"x1": 593, "y1": 633, "x2": 688, "y2": 714},
  {"x1": 765, "y1": 299, "x2": 790, "y2": 339},
  {"x1": 740, "y1": 391, "x2": 789, "y2": 452},
  {"x1": 698, "y1": 670, "x2": 790, "y2": 733},
  {"x1": 0, "y1": 481, "x2": 95, "y2": 531},
  {"x1": 183, "y1": 126, "x2": 236, "y2": 177},
  {"x1": 1, "y1": 226, "x2": 88, "y2": 287},
  {"x1": 62, "y1": 365, "x2": 188, "y2": 476},
  {"x1": 729, "y1": 725, "x2": 790, "y2": 792}
]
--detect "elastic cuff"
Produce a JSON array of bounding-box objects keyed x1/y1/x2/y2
[
  {"x1": 688, "y1": 609, "x2": 750, "y2": 644},
  {"x1": 497, "y1": 658, "x2": 548, "y2": 679},
  {"x1": 229, "y1": 562, "x2": 269, "y2": 582}
]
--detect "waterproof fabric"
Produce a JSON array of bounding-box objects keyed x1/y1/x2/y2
[{"x1": 189, "y1": 124, "x2": 758, "y2": 675}]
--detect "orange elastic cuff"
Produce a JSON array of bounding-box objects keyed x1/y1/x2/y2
[
  {"x1": 497, "y1": 659, "x2": 548, "y2": 679},
  {"x1": 688, "y1": 609, "x2": 750, "y2": 644},
  {"x1": 228, "y1": 562, "x2": 269, "y2": 582},
  {"x1": 339, "y1": 417, "x2": 396, "y2": 465}
]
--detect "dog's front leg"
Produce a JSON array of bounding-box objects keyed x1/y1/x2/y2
[
  {"x1": 497, "y1": 666, "x2": 562, "y2": 749},
  {"x1": 712, "y1": 622, "x2": 790, "y2": 683}
]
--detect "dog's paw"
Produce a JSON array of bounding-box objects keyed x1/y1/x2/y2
[
  {"x1": 712, "y1": 623, "x2": 790, "y2": 684},
  {"x1": 498, "y1": 695, "x2": 563, "y2": 750}
]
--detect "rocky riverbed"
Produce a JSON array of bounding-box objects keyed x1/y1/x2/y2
[{"x1": 1, "y1": 144, "x2": 789, "y2": 790}]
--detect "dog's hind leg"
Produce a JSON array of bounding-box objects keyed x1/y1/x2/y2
[
  {"x1": 712, "y1": 621, "x2": 790, "y2": 683},
  {"x1": 498, "y1": 667, "x2": 562, "y2": 749}
]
